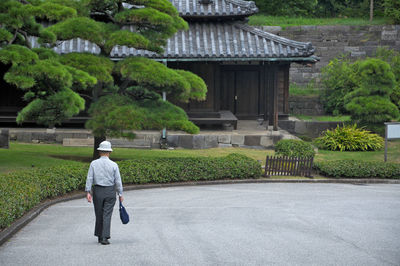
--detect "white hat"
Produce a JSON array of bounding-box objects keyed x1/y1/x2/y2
[{"x1": 97, "y1": 141, "x2": 113, "y2": 152}]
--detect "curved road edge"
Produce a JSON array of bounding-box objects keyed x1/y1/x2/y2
[{"x1": 1, "y1": 177, "x2": 399, "y2": 246}]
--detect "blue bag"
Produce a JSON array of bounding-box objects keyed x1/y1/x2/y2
[{"x1": 119, "y1": 201, "x2": 130, "y2": 224}]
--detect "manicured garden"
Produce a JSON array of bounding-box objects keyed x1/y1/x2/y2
[
  {"x1": 1, "y1": 136, "x2": 399, "y2": 230},
  {"x1": 1, "y1": 139, "x2": 400, "y2": 173}
]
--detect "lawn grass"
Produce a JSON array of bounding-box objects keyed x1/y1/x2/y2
[
  {"x1": 1, "y1": 140, "x2": 399, "y2": 173},
  {"x1": 316, "y1": 140, "x2": 400, "y2": 164},
  {"x1": 289, "y1": 86, "x2": 320, "y2": 97},
  {"x1": 248, "y1": 15, "x2": 391, "y2": 28},
  {"x1": 293, "y1": 114, "x2": 351, "y2": 122},
  {"x1": 0, "y1": 142, "x2": 274, "y2": 173}
]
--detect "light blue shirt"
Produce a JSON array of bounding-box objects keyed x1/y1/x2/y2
[{"x1": 85, "y1": 156, "x2": 123, "y2": 196}]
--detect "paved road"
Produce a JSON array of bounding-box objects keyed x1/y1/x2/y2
[{"x1": 1, "y1": 183, "x2": 400, "y2": 266}]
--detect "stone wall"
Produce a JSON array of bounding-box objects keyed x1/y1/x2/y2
[
  {"x1": 259, "y1": 25, "x2": 400, "y2": 87},
  {"x1": 0, "y1": 129, "x2": 9, "y2": 149},
  {"x1": 289, "y1": 95, "x2": 325, "y2": 115}
]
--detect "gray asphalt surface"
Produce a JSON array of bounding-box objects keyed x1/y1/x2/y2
[{"x1": 1, "y1": 183, "x2": 400, "y2": 266}]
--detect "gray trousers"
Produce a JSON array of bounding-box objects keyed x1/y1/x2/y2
[{"x1": 93, "y1": 185, "x2": 116, "y2": 239}]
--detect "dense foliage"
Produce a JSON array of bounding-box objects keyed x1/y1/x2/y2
[
  {"x1": 314, "y1": 160, "x2": 400, "y2": 178},
  {"x1": 0, "y1": 154, "x2": 262, "y2": 229},
  {"x1": 275, "y1": 139, "x2": 315, "y2": 158},
  {"x1": 254, "y1": 0, "x2": 387, "y2": 19},
  {"x1": 320, "y1": 57, "x2": 357, "y2": 115},
  {"x1": 315, "y1": 124, "x2": 384, "y2": 151},
  {"x1": 320, "y1": 49, "x2": 400, "y2": 133},
  {"x1": 384, "y1": 0, "x2": 400, "y2": 23}
]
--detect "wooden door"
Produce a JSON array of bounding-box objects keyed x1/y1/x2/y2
[{"x1": 221, "y1": 68, "x2": 260, "y2": 119}]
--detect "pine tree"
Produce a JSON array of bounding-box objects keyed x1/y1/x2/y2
[
  {"x1": 344, "y1": 58, "x2": 399, "y2": 133},
  {"x1": 0, "y1": 0, "x2": 207, "y2": 158}
]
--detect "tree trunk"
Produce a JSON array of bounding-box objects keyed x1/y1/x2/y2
[
  {"x1": 370, "y1": 0, "x2": 374, "y2": 21},
  {"x1": 91, "y1": 83, "x2": 105, "y2": 160},
  {"x1": 92, "y1": 135, "x2": 106, "y2": 160}
]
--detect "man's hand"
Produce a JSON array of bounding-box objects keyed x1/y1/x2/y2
[
  {"x1": 86, "y1": 192, "x2": 92, "y2": 203},
  {"x1": 119, "y1": 195, "x2": 124, "y2": 203}
]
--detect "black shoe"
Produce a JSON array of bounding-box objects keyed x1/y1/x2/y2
[
  {"x1": 98, "y1": 237, "x2": 101, "y2": 243},
  {"x1": 100, "y1": 238, "x2": 110, "y2": 245}
]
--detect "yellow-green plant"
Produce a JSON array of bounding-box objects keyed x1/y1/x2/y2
[{"x1": 315, "y1": 124, "x2": 384, "y2": 151}]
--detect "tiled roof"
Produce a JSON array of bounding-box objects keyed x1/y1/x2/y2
[
  {"x1": 111, "y1": 22, "x2": 315, "y2": 59},
  {"x1": 29, "y1": 22, "x2": 315, "y2": 61},
  {"x1": 171, "y1": 0, "x2": 258, "y2": 18}
]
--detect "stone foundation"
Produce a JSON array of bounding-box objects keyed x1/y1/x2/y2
[
  {"x1": 0, "y1": 129, "x2": 9, "y2": 149},
  {"x1": 6, "y1": 128, "x2": 298, "y2": 149},
  {"x1": 279, "y1": 120, "x2": 344, "y2": 138}
]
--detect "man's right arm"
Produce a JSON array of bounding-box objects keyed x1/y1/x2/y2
[
  {"x1": 85, "y1": 164, "x2": 94, "y2": 203},
  {"x1": 85, "y1": 163, "x2": 94, "y2": 194}
]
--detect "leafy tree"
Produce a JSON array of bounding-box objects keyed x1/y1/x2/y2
[
  {"x1": 344, "y1": 58, "x2": 399, "y2": 133},
  {"x1": 384, "y1": 0, "x2": 400, "y2": 23},
  {"x1": 320, "y1": 57, "x2": 357, "y2": 115},
  {"x1": 254, "y1": 0, "x2": 318, "y2": 17},
  {"x1": 1, "y1": 0, "x2": 207, "y2": 158}
]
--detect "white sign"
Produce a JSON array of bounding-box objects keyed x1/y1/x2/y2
[{"x1": 386, "y1": 123, "x2": 400, "y2": 139}]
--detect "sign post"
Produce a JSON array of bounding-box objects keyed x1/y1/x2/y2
[{"x1": 384, "y1": 122, "x2": 400, "y2": 162}]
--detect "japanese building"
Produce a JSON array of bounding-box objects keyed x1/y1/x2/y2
[{"x1": 1, "y1": 0, "x2": 317, "y2": 130}]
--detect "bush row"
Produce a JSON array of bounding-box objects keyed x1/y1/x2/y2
[
  {"x1": 0, "y1": 162, "x2": 87, "y2": 229},
  {"x1": 314, "y1": 160, "x2": 400, "y2": 179},
  {"x1": 0, "y1": 154, "x2": 262, "y2": 229},
  {"x1": 118, "y1": 153, "x2": 261, "y2": 184}
]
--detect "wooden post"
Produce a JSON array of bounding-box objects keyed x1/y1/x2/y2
[
  {"x1": 214, "y1": 63, "x2": 221, "y2": 112},
  {"x1": 283, "y1": 65, "x2": 290, "y2": 115},
  {"x1": 384, "y1": 124, "x2": 388, "y2": 162},
  {"x1": 273, "y1": 66, "x2": 279, "y2": 131}
]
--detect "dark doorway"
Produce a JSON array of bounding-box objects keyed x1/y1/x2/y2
[{"x1": 221, "y1": 67, "x2": 260, "y2": 119}]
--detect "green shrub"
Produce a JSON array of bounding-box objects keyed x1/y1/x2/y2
[
  {"x1": 314, "y1": 160, "x2": 400, "y2": 178},
  {"x1": 275, "y1": 139, "x2": 315, "y2": 158},
  {"x1": 0, "y1": 154, "x2": 261, "y2": 229},
  {"x1": 315, "y1": 124, "x2": 384, "y2": 151}
]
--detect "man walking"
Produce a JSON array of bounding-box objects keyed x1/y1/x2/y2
[{"x1": 85, "y1": 141, "x2": 123, "y2": 245}]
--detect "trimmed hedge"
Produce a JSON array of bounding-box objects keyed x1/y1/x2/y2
[
  {"x1": 0, "y1": 154, "x2": 261, "y2": 229},
  {"x1": 0, "y1": 162, "x2": 87, "y2": 229},
  {"x1": 118, "y1": 153, "x2": 261, "y2": 184},
  {"x1": 275, "y1": 139, "x2": 315, "y2": 158},
  {"x1": 314, "y1": 160, "x2": 400, "y2": 179}
]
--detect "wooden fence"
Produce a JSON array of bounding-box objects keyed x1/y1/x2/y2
[{"x1": 264, "y1": 155, "x2": 314, "y2": 177}]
